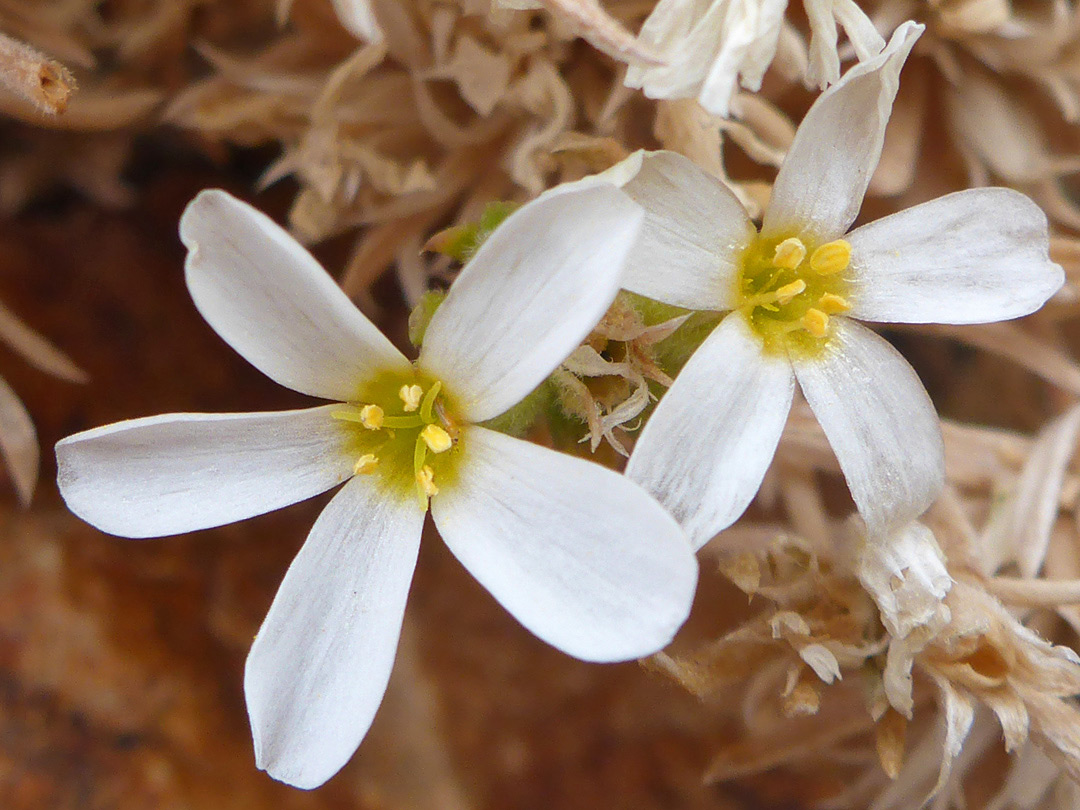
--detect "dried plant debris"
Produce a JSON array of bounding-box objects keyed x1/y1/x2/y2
[
  {"x1": 165, "y1": 0, "x2": 658, "y2": 295},
  {"x1": 646, "y1": 395, "x2": 1080, "y2": 807},
  {"x1": 0, "y1": 301, "x2": 84, "y2": 507}
]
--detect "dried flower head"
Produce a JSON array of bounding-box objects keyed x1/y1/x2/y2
[{"x1": 624, "y1": 0, "x2": 885, "y2": 115}]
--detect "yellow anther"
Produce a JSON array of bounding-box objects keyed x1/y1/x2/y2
[
  {"x1": 809, "y1": 239, "x2": 852, "y2": 275},
  {"x1": 359, "y1": 404, "x2": 384, "y2": 430},
  {"x1": 775, "y1": 279, "x2": 806, "y2": 305},
  {"x1": 399, "y1": 384, "x2": 423, "y2": 412},
  {"x1": 773, "y1": 237, "x2": 807, "y2": 269},
  {"x1": 802, "y1": 308, "x2": 829, "y2": 338},
  {"x1": 416, "y1": 465, "x2": 438, "y2": 497},
  {"x1": 353, "y1": 454, "x2": 379, "y2": 474},
  {"x1": 420, "y1": 424, "x2": 453, "y2": 454},
  {"x1": 818, "y1": 292, "x2": 851, "y2": 314}
]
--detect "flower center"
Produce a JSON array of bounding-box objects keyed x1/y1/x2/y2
[
  {"x1": 734, "y1": 233, "x2": 853, "y2": 356},
  {"x1": 333, "y1": 370, "x2": 464, "y2": 508}
]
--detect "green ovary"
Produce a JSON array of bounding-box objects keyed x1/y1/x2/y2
[
  {"x1": 734, "y1": 232, "x2": 854, "y2": 358},
  {"x1": 335, "y1": 369, "x2": 465, "y2": 506}
]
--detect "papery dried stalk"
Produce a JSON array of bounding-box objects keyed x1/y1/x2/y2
[{"x1": 0, "y1": 29, "x2": 74, "y2": 114}]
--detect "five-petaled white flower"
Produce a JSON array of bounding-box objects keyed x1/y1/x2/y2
[
  {"x1": 55, "y1": 186, "x2": 698, "y2": 789},
  {"x1": 613, "y1": 21, "x2": 1064, "y2": 548},
  {"x1": 624, "y1": 0, "x2": 886, "y2": 116}
]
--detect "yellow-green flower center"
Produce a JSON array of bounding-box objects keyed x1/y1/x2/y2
[
  {"x1": 333, "y1": 370, "x2": 464, "y2": 507},
  {"x1": 734, "y1": 233, "x2": 854, "y2": 357}
]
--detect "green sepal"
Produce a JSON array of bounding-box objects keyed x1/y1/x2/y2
[
  {"x1": 424, "y1": 201, "x2": 520, "y2": 263},
  {"x1": 480, "y1": 379, "x2": 554, "y2": 438}
]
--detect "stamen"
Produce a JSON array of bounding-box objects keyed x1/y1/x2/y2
[
  {"x1": 818, "y1": 292, "x2": 851, "y2": 314},
  {"x1": 420, "y1": 424, "x2": 453, "y2": 454},
  {"x1": 773, "y1": 237, "x2": 807, "y2": 269},
  {"x1": 775, "y1": 279, "x2": 806, "y2": 305},
  {"x1": 802, "y1": 308, "x2": 829, "y2": 337},
  {"x1": 380, "y1": 414, "x2": 424, "y2": 429},
  {"x1": 399, "y1": 384, "x2": 423, "y2": 412},
  {"x1": 353, "y1": 454, "x2": 379, "y2": 474},
  {"x1": 413, "y1": 432, "x2": 427, "y2": 474},
  {"x1": 809, "y1": 240, "x2": 851, "y2": 275},
  {"x1": 416, "y1": 465, "x2": 438, "y2": 497},
  {"x1": 359, "y1": 404, "x2": 384, "y2": 430}
]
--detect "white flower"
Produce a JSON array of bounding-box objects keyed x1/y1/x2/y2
[
  {"x1": 610, "y1": 21, "x2": 1064, "y2": 548},
  {"x1": 54, "y1": 186, "x2": 698, "y2": 788},
  {"x1": 624, "y1": 0, "x2": 886, "y2": 116}
]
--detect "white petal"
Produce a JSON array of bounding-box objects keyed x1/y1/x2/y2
[
  {"x1": 763, "y1": 22, "x2": 923, "y2": 240},
  {"x1": 616, "y1": 151, "x2": 755, "y2": 311},
  {"x1": 625, "y1": 0, "x2": 726, "y2": 100},
  {"x1": 697, "y1": 0, "x2": 761, "y2": 115},
  {"x1": 419, "y1": 185, "x2": 643, "y2": 423},
  {"x1": 846, "y1": 188, "x2": 1063, "y2": 324},
  {"x1": 245, "y1": 475, "x2": 425, "y2": 789},
  {"x1": 626, "y1": 314, "x2": 795, "y2": 549},
  {"x1": 331, "y1": 0, "x2": 383, "y2": 41},
  {"x1": 0, "y1": 376, "x2": 36, "y2": 506},
  {"x1": 625, "y1": 0, "x2": 783, "y2": 116},
  {"x1": 738, "y1": 0, "x2": 786, "y2": 91},
  {"x1": 793, "y1": 318, "x2": 944, "y2": 535},
  {"x1": 55, "y1": 406, "x2": 354, "y2": 538},
  {"x1": 181, "y1": 190, "x2": 410, "y2": 402},
  {"x1": 431, "y1": 426, "x2": 697, "y2": 662},
  {"x1": 832, "y1": 0, "x2": 885, "y2": 62},
  {"x1": 803, "y1": 0, "x2": 840, "y2": 88}
]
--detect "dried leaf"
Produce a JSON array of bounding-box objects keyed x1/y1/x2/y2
[
  {"x1": 0, "y1": 301, "x2": 86, "y2": 383},
  {"x1": 0, "y1": 374, "x2": 36, "y2": 506},
  {"x1": 500, "y1": 0, "x2": 663, "y2": 66},
  {"x1": 875, "y1": 708, "x2": 907, "y2": 779},
  {"x1": 982, "y1": 405, "x2": 1080, "y2": 578}
]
